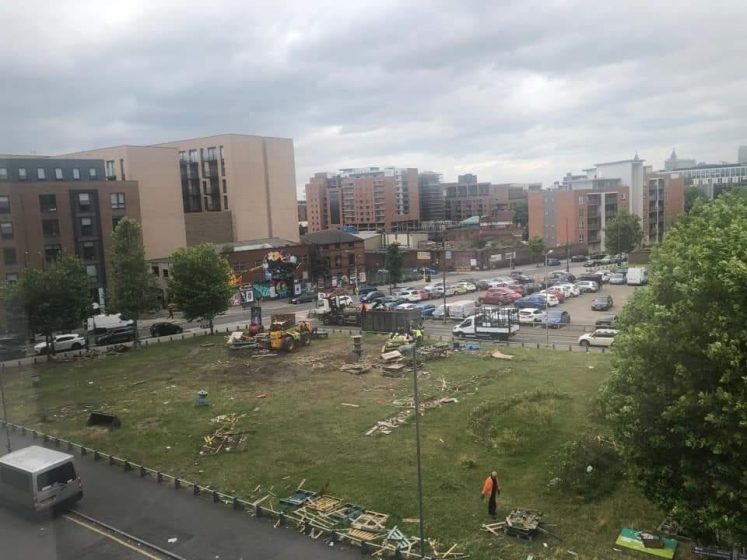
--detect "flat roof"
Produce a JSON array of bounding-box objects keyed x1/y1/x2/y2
[{"x1": 0, "y1": 445, "x2": 73, "y2": 473}]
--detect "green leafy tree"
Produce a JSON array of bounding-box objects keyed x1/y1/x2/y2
[
  {"x1": 527, "y1": 236, "x2": 545, "y2": 264},
  {"x1": 16, "y1": 254, "x2": 91, "y2": 355},
  {"x1": 109, "y1": 218, "x2": 158, "y2": 346},
  {"x1": 384, "y1": 242, "x2": 403, "y2": 290},
  {"x1": 601, "y1": 191, "x2": 747, "y2": 542},
  {"x1": 603, "y1": 210, "x2": 643, "y2": 254},
  {"x1": 168, "y1": 244, "x2": 233, "y2": 334},
  {"x1": 512, "y1": 200, "x2": 528, "y2": 228},
  {"x1": 684, "y1": 185, "x2": 708, "y2": 213}
]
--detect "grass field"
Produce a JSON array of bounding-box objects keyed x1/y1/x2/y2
[{"x1": 3, "y1": 334, "x2": 665, "y2": 559}]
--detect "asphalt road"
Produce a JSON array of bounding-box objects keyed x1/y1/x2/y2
[{"x1": 0, "y1": 431, "x2": 359, "y2": 560}]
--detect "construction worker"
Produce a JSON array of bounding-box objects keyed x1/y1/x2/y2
[
  {"x1": 481, "y1": 471, "x2": 502, "y2": 519},
  {"x1": 414, "y1": 325, "x2": 423, "y2": 346}
]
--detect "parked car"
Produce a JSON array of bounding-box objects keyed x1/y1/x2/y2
[
  {"x1": 289, "y1": 292, "x2": 317, "y2": 304},
  {"x1": 595, "y1": 314, "x2": 618, "y2": 327},
  {"x1": 578, "y1": 329, "x2": 618, "y2": 348},
  {"x1": 0, "y1": 335, "x2": 27, "y2": 361},
  {"x1": 373, "y1": 296, "x2": 406, "y2": 309},
  {"x1": 570, "y1": 254, "x2": 587, "y2": 262},
  {"x1": 608, "y1": 272, "x2": 626, "y2": 285},
  {"x1": 536, "y1": 292, "x2": 560, "y2": 307},
  {"x1": 455, "y1": 281, "x2": 477, "y2": 293},
  {"x1": 518, "y1": 308, "x2": 546, "y2": 324},
  {"x1": 523, "y1": 282, "x2": 543, "y2": 295},
  {"x1": 432, "y1": 300, "x2": 477, "y2": 319},
  {"x1": 514, "y1": 296, "x2": 547, "y2": 309},
  {"x1": 591, "y1": 294, "x2": 614, "y2": 311},
  {"x1": 473, "y1": 279, "x2": 490, "y2": 290},
  {"x1": 360, "y1": 290, "x2": 386, "y2": 304},
  {"x1": 414, "y1": 302, "x2": 437, "y2": 317},
  {"x1": 416, "y1": 289, "x2": 430, "y2": 301},
  {"x1": 34, "y1": 334, "x2": 86, "y2": 355},
  {"x1": 546, "y1": 257, "x2": 561, "y2": 266},
  {"x1": 543, "y1": 287, "x2": 566, "y2": 302},
  {"x1": 509, "y1": 272, "x2": 531, "y2": 284},
  {"x1": 545, "y1": 309, "x2": 571, "y2": 328},
  {"x1": 357, "y1": 286, "x2": 377, "y2": 297},
  {"x1": 554, "y1": 282, "x2": 580, "y2": 297},
  {"x1": 150, "y1": 322, "x2": 184, "y2": 337},
  {"x1": 575, "y1": 280, "x2": 599, "y2": 293},
  {"x1": 549, "y1": 271, "x2": 576, "y2": 282},
  {"x1": 478, "y1": 288, "x2": 521, "y2": 305},
  {"x1": 393, "y1": 289, "x2": 422, "y2": 303},
  {"x1": 95, "y1": 327, "x2": 136, "y2": 346},
  {"x1": 431, "y1": 286, "x2": 455, "y2": 297}
]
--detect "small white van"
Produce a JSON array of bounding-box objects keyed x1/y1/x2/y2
[
  {"x1": 0, "y1": 446, "x2": 83, "y2": 512},
  {"x1": 84, "y1": 313, "x2": 133, "y2": 334},
  {"x1": 432, "y1": 299, "x2": 477, "y2": 320}
]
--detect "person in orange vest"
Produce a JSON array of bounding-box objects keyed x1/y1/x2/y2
[{"x1": 480, "y1": 471, "x2": 502, "y2": 519}]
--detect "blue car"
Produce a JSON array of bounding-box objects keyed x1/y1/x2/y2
[
  {"x1": 546, "y1": 257, "x2": 561, "y2": 266},
  {"x1": 514, "y1": 296, "x2": 547, "y2": 309},
  {"x1": 414, "y1": 302, "x2": 436, "y2": 317},
  {"x1": 546, "y1": 310, "x2": 571, "y2": 328}
]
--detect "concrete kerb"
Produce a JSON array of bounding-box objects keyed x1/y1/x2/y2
[{"x1": 0, "y1": 418, "x2": 432, "y2": 558}]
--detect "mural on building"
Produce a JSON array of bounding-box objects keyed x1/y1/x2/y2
[{"x1": 244, "y1": 250, "x2": 302, "y2": 300}]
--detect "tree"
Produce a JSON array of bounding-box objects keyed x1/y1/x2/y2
[
  {"x1": 512, "y1": 200, "x2": 528, "y2": 228},
  {"x1": 15, "y1": 254, "x2": 91, "y2": 355},
  {"x1": 527, "y1": 236, "x2": 545, "y2": 264},
  {"x1": 601, "y1": 191, "x2": 747, "y2": 542},
  {"x1": 603, "y1": 210, "x2": 643, "y2": 254},
  {"x1": 109, "y1": 218, "x2": 156, "y2": 347},
  {"x1": 384, "y1": 242, "x2": 403, "y2": 290},
  {"x1": 684, "y1": 185, "x2": 708, "y2": 213},
  {"x1": 168, "y1": 244, "x2": 233, "y2": 334}
]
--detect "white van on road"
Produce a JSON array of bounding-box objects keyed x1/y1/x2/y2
[{"x1": 0, "y1": 446, "x2": 83, "y2": 512}]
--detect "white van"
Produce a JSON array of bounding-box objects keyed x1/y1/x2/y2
[
  {"x1": 0, "y1": 446, "x2": 83, "y2": 512},
  {"x1": 626, "y1": 267, "x2": 648, "y2": 286},
  {"x1": 84, "y1": 313, "x2": 133, "y2": 334},
  {"x1": 432, "y1": 299, "x2": 476, "y2": 320}
]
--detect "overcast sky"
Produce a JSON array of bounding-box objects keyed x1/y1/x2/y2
[{"x1": 2, "y1": 0, "x2": 746, "y2": 195}]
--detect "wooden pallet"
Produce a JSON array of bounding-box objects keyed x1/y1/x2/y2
[
  {"x1": 306, "y1": 495, "x2": 341, "y2": 513},
  {"x1": 351, "y1": 510, "x2": 389, "y2": 532},
  {"x1": 348, "y1": 528, "x2": 380, "y2": 541}
]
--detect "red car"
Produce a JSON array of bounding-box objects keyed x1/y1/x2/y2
[
  {"x1": 546, "y1": 287, "x2": 566, "y2": 302},
  {"x1": 478, "y1": 288, "x2": 521, "y2": 305}
]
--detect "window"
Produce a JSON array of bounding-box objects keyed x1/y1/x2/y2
[
  {"x1": 80, "y1": 217, "x2": 93, "y2": 236},
  {"x1": 334, "y1": 256, "x2": 342, "y2": 267},
  {"x1": 42, "y1": 219, "x2": 60, "y2": 237},
  {"x1": 223, "y1": 195, "x2": 228, "y2": 209},
  {"x1": 55, "y1": 167, "x2": 63, "y2": 180},
  {"x1": 0, "y1": 168, "x2": 7, "y2": 180},
  {"x1": 86, "y1": 264, "x2": 97, "y2": 279},
  {"x1": 89, "y1": 167, "x2": 97, "y2": 179},
  {"x1": 0, "y1": 195, "x2": 8, "y2": 213},
  {"x1": 178, "y1": 151, "x2": 186, "y2": 162},
  {"x1": 44, "y1": 244, "x2": 61, "y2": 263},
  {"x1": 162, "y1": 269, "x2": 169, "y2": 278},
  {"x1": 112, "y1": 216, "x2": 123, "y2": 230},
  {"x1": 119, "y1": 159, "x2": 126, "y2": 181},
  {"x1": 37, "y1": 168, "x2": 46, "y2": 180},
  {"x1": 39, "y1": 194, "x2": 57, "y2": 213},
  {"x1": 110, "y1": 192, "x2": 125, "y2": 210},
  {"x1": 152, "y1": 265, "x2": 160, "y2": 276},
  {"x1": 2, "y1": 247, "x2": 17, "y2": 266},
  {"x1": 0, "y1": 222, "x2": 13, "y2": 240},
  {"x1": 37, "y1": 463, "x2": 76, "y2": 491},
  {"x1": 0, "y1": 466, "x2": 30, "y2": 492},
  {"x1": 189, "y1": 149, "x2": 198, "y2": 163},
  {"x1": 5, "y1": 273, "x2": 18, "y2": 284},
  {"x1": 78, "y1": 192, "x2": 91, "y2": 211},
  {"x1": 105, "y1": 160, "x2": 115, "y2": 179},
  {"x1": 18, "y1": 168, "x2": 27, "y2": 180},
  {"x1": 222, "y1": 179, "x2": 227, "y2": 194},
  {"x1": 348, "y1": 253, "x2": 356, "y2": 266},
  {"x1": 73, "y1": 167, "x2": 80, "y2": 180},
  {"x1": 82, "y1": 241, "x2": 96, "y2": 260}
]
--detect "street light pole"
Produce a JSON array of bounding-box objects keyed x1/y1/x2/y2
[
  {"x1": 442, "y1": 234, "x2": 447, "y2": 322},
  {"x1": 0, "y1": 364, "x2": 11, "y2": 453},
  {"x1": 545, "y1": 249, "x2": 553, "y2": 347},
  {"x1": 411, "y1": 344, "x2": 426, "y2": 557}
]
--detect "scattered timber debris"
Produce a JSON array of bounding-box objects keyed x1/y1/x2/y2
[
  {"x1": 366, "y1": 397, "x2": 458, "y2": 435},
  {"x1": 490, "y1": 350, "x2": 513, "y2": 360},
  {"x1": 200, "y1": 413, "x2": 247, "y2": 455},
  {"x1": 340, "y1": 362, "x2": 372, "y2": 375}
]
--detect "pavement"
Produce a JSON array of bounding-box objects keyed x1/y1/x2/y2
[{"x1": 0, "y1": 431, "x2": 359, "y2": 560}]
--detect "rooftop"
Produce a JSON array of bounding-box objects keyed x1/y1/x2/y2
[
  {"x1": 221, "y1": 237, "x2": 298, "y2": 252},
  {"x1": 302, "y1": 229, "x2": 362, "y2": 245},
  {"x1": 0, "y1": 445, "x2": 73, "y2": 472}
]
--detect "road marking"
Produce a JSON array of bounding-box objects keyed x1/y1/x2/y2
[{"x1": 63, "y1": 514, "x2": 162, "y2": 560}]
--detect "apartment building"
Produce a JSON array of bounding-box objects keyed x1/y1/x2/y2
[
  {"x1": 418, "y1": 171, "x2": 444, "y2": 222},
  {"x1": 297, "y1": 200, "x2": 307, "y2": 222},
  {"x1": 301, "y1": 229, "x2": 365, "y2": 288},
  {"x1": 442, "y1": 175, "x2": 520, "y2": 223},
  {"x1": 0, "y1": 157, "x2": 141, "y2": 301},
  {"x1": 643, "y1": 173, "x2": 684, "y2": 244},
  {"x1": 667, "y1": 162, "x2": 747, "y2": 198},
  {"x1": 305, "y1": 167, "x2": 420, "y2": 233},
  {"x1": 528, "y1": 187, "x2": 630, "y2": 252},
  {"x1": 63, "y1": 134, "x2": 299, "y2": 257}
]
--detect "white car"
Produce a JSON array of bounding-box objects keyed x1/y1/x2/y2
[
  {"x1": 575, "y1": 280, "x2": 599, "y2": 293},
  {"x1": 554, "y1": 283, "x2": 580, "y2": 297},
  {"x1": 578, "y1": 329, "x2": 618, "y2": 348},
  {"x1": 394, "y1": 289, "x2": 422, "y2": 303},
  {"x1": 431, "y1": 285, "x2": 455, "y2": 297},
  {"x1": 395, "y1": 302, "x2": 418, "y2": 310},
  {"x1": 536, "y1": 292, "x2": 560, "y2": 307},
  {"x1": 34, "y1": 334, "x2": 86, "y2": 355},
  {"x1": 455, "y1": 281, "x2": 477, "y2": 293},
  {"x1": 518, "y1": 308, "x2": 546, "y2": 325}
]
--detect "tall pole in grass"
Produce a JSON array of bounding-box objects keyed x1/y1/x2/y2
[
  {"x1": 411, "y1": 343, "x2": 426, "y2": 557},
  {"x1": 0, "y1": 364, "x2": 11, "y2": 453}
]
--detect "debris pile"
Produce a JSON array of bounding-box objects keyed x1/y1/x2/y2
[
  {"x1": 365, "y1": 397, "x2": 458, "y2": 436},
  {"x1": 200, "y1": 413, "x2": 247, "y2": 454}
]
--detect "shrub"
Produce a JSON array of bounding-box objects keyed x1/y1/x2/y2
[{"x1": 549, "y1": 435, "x2": 623, "y2": 501}]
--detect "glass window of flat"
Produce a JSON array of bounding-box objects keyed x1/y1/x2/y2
[
  {"x1": 105, "y1": 160, "x2": 115, "y2": 179},
  {"x1": 151, "y1": 265, "x2": 159, "y2": 276},
  {"x1": 0, "y1": 195, "x2": 9, "y2": 213},
  {"x1": 88, "y1": 167, "x2": 97, "y2": 179},
  {"x1": 39, "y1": 194, "x2": 57, "y2": 213},
  {"x1": 0, "y1": 222, "x2": 13, "y2": 240},
  {"x1": 3, "y1": 247, "x2": 17, "y2": 266},
  {"x1": 179, "y1": 151, "x2": 186, "y2": 162},
  {"x1": 86, "y1": 264, "x2": 97, "y2": 279},
  {"x1": 78, "y1": 192, "x2": 91, "y2": 211},
  {"x1": 55, "y1": 167, "x2": 63, "y2": 180},
  {"x1": 44, "y1": 244, "x2": 61, "y2": 263},
  {"x1": 37, "y1": 168, "x2": 46, "y2": 180},
  {"x1": 189, "y1": 149, "x2": 198, "y2": 163},
  {"x1": 82, "y1": 241, "x2": 96, "y2": 260},
  {"x1": 80, "y1": 217, "x2": 93, "y2": 236},
  {"x1": 73, "y1": 167, "x2": 80, "y2": 180},
  {"x1": 162, "y1": 268, "x2": 169, "y2": 278},
  {"x1": 42, "y1": 219, "x2": 60, "y2": 237},
  {"x1": 0, "y1": 168, "x2": 7, "y2": 180},
  {"x1": 111, "y1": 192, "x2": 125, "y2": 210},
  {"x1": 18, "y1": 168, "x2": 27, "y2": 180}
]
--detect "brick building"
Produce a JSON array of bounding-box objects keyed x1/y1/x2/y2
[
  {"x1": 305, "y1": 167, "x2": 420, "y2": 233},
  {"x1": 301, "y1": 229, "x2": 365, "y2": 289},
  {"x1": 0, "y1": 157, "x2": 141, "y2": 301},
  {"x1": 643, "y1": 173, "x2": 684, "y2": 244},
  {"x1": 442, "y1": 175, "x2": 530, "y2": 223}
]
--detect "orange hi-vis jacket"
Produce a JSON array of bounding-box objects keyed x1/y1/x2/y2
[{"x1": 481, "y1": 475, "x2": 502, "y2": 497}]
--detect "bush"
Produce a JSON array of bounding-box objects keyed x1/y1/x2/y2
[{"x1": 549, "y1": 435, "x2": 623, "y2": 501}]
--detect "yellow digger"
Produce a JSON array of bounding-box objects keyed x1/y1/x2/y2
[{"x1": 268, "y1": 319, "x2": 313, "y2": 352}]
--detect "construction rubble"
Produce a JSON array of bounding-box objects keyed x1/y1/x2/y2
[
  {"x1": 200, "y1": 413, "x2": 247, "y2": 455},
  {"x1": 365, "y1": 397, "x2": 458, "y2": 436}
]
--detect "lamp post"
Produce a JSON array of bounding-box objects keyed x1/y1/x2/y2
[
  {"x1": 544, "y1": 249, "x2": 554, "y2": 346},
  {"x1": 0, "y1": 364, "x2": 11, "y2": 453},
  {"x1": 403, "y1": 343, "x2": 426, "y2": 557},
  {"x1": 442, "y1": 235, "x2": 448, "y2": 322}
]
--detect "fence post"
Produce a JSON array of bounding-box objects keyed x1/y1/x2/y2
[
  {"x1": 81, "y1": 447, "x2": 87, "y2": 456},
  {"x1": 193, "y1": 483, "x2": 200, "y2": 496},
  {"x1": 213, "y1": 490, "x2": 220, "y2": 503},
  {"x1": 157, "y1": 471, "x2": 163, "y2": 483},
  {"x1": 94, "y1": 450, "x2": 100, "y2": 461},
  {"x1": 124, "y1": 460, "x2": 131, "y2": 472},
  {"x1": 108, "y1": 455, "x2": 115, "y2": 466},
  {"x1": 232, "y1": 496, "x2": 239, "y2": 510},
  {"x1": 140, "y1": 465, "x2": 146, "y2": 478},
  {"x1": 174, "y1": 477, "x2": 180, "y2": 490}
]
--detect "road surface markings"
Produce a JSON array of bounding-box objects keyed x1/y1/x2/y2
[{"x1": 63, "y1": 513, "x2": 164, "y2": 560}]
